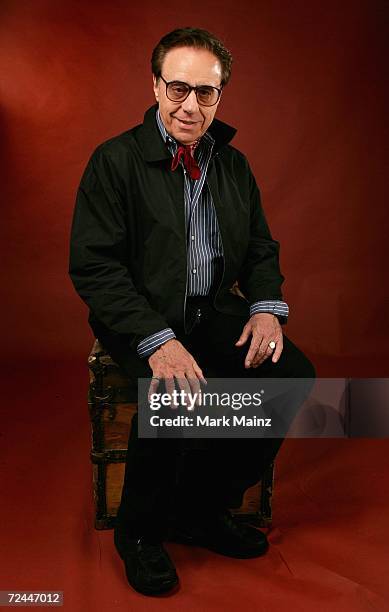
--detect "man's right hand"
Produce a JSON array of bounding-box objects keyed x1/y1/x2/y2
[{"x1": 148, "y1": 339, "x2": 207, "y2": 404}]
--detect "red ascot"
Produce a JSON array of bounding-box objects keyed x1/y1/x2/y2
[{"x1": 171, "y1": 144, "x2": 201, "y2": 180}]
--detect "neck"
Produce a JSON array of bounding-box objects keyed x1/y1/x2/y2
[{"x1": 179, "y1": 139, "x2": 200, "y2": 149}]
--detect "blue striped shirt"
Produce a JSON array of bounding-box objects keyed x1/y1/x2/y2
[{"x1": 137, "y1": 110, "x2": 289, "y2": 358}]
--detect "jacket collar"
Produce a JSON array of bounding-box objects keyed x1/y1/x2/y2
[{"x1": 138, "y1": 104, "x2": 237, "y2": 163}]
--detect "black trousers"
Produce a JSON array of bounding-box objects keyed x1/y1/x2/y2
[{"x1": 95, "y1": 297, "x2": 316, "y2": 539}]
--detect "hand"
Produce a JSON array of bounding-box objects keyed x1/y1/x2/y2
[
  {"x1": 147, "y1": 339, "x2": 207, "y2": 405},
  {"x1": 235, "y1": 313, "x2": 283, "y2": 368}
]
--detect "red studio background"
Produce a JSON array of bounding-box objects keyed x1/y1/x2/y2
[
  {"x1": 1, "y1": 0, "x2": 388, "y2": 373},
  {"x1": 0, "y1": 1, "x2": 388, "y2": 611}
]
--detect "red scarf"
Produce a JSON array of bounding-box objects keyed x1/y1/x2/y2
[{"x1": 171, "y1": 144, "x2": 201, "y2": 180}]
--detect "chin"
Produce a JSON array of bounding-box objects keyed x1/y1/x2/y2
[
  {"x1": 180, "y1": 128, "x2": 202, "y2": 140},
  {"x1": 181, "y1": 135, "x2": 199, "y2": 144},
  {"x1": 173, "y1": 132, "x2": 198, "y2": 145}
]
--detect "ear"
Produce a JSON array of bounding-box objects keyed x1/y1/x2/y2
[{"x1": 152, "y1": 75, "x2": 159, "y2": 102}]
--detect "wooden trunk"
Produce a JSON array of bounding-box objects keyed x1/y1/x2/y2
[{"x1": 88, "y1": 340, "x2": 274, "y2": 530}]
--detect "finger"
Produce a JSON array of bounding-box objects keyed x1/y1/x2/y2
[
  {"x1": 186, "y1": 365, "x2": 202, "y2": 394},
  {"x1": 192, "y1": 362, "x2": 207, "y2": 386},
  {"x1": 272, "y1": 338, "x2": 283, "y2": 363},
  {"x1": 175, "y1": 373, "x2": 192, "y2": 407},
  {"x1": 253, "y1": 337, "x2": 282, "y2": 367},
  {"x1": 235, "y1": 324, "x2": 251, "y2": 346},
  {"x1": 147, "y1": 376, "x2": 162, "y2": 403},
  {"x1": 244, "y1": 335, "x2": 262, "y2": 368},
  {"x1": 164, "y1": 376, "x2": 176, "y2": 407},
  {"x1": 253, "y1": 350, "x2": 272, "y2": 367},
  {"x1": 186, "y1": 371, "x2": 202, "y2": 407},
  {"x1": 251, "y1": 337, "x2": 272, "y2": 367},
  {"x1": 192, "y1": 363, "x2": 207, "y2": 406}
]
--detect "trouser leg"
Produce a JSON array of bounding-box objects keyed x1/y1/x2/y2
[
  {"x1": 173, "y1": 303, "x2": 316, "y2": 512},
  {"x1": 93, "y1": 301, "x2": 316, "y2": 531},
  {"x1": 92, "y1": 329, "x2": 180, "y2": 537},
  {"x1": 116, "y1": 413, "x2": 181, "y2": 538}
]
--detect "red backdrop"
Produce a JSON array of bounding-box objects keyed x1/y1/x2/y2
[{"x1": 1, "y1": 0, "x2": 388, "y2": 375}]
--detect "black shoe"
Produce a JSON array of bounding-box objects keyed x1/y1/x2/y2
[
  {"x1": 114, "y1": 529, "x2": 179, "y2": 596},
  {"x1": 170, "y1": 510, "x2": 269, "y2": 559}
]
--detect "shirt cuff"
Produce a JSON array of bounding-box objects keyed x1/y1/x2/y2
[
  {"x1": 250, "y1": 300, "x2": 289, "y2": 324},
  {"x1": 137, "y1": 328, "x2": 176, "y2": 358}
]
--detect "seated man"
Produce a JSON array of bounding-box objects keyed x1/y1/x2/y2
[{"x1": 69, "y1": 27, "x2": 315, "y2": 596}]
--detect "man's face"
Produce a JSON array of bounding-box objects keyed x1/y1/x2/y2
[{"x1": 153, "y1": 46, "x2": 223, "y2": 145}]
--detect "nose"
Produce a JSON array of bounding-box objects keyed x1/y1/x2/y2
[{"x1": 181, "y1": 89, "x2": 199, "y2": 114}]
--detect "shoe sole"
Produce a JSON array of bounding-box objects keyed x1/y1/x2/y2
[{"x1": 127, "y1": 574, "x2": 179, "y2": 597}]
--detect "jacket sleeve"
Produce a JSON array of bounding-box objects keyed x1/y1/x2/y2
[
  {"x1": 69, "y1": 147, "x2": 171, "y2": 351},
  {"x1": 237, "y1": 160, "x2": 286, "y2": 303}
]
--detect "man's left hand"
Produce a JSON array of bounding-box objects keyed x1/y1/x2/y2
[{"x1": 235, "y1": 313, "x2": 283, "y2": 368}]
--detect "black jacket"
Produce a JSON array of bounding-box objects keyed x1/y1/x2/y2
[{"x1": 69, "y1": 105, "x2": 285, "y2": 351}]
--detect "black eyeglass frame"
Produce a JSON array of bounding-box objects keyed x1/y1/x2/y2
[{"x1": 159, "y1": 75, "x2": 222, "y2": 107}]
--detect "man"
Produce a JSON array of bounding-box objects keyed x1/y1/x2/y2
[{"x1": 69, "y1": 27, "x2": 315, "y2": 596}]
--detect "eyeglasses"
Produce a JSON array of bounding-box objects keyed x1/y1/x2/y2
[{"x1": 159, "y1": 75, "x2": 222, "y2": 107}]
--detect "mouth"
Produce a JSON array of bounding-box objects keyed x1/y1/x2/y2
[{"x1": 172, "y1": 116, "x2": 199, "y2": 126}]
